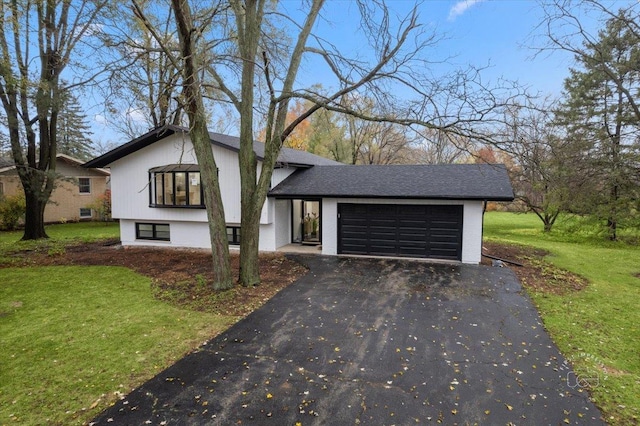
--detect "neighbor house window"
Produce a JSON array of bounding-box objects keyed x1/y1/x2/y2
[
  {"x1": 0, "y1": 182, "x2": 4, "y2": 196},
  {"x1": 149, "y1": 165, "x2": 204, "y2": 208},
  {"x1": 78, "y1": 178, "x2": 91, "y2": 194},
  {"x1": 79, "y1": 208, "x2": 92, "y2": 218},
  {"x1": 227, "y1": 226, "x2": 241, "y2": 245},
  {"x1": 136, "y1": 223, "x2": 170, "y2": 241}
]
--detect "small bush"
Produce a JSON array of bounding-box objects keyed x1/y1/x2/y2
[
  {"x1": 0, "y1": 194, "x2": 26, "y2": 231},
  {"x1": 88, "y1": 189, "x2": 111, "y2": 222}
]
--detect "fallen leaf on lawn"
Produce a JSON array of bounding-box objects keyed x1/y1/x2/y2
[
  {"x1": 505, "y1": 404, "x2": 513, "y2": 411},
  {"x1": 266, "y1": 393, "x2": 273, "y2": 399},
  {"x1": 484, "y1": 410, "x2": 490, "y2": 415}
]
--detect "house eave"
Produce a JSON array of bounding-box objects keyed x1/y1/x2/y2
[
  {"x1": 268, "y1": 193, "x2": 515, "y2": 202},
  {"x1": 83, "y1": 125, "x2": 183, "y2": 168}
]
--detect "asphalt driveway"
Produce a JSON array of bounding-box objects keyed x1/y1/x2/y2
[{"x1": 91, "y1": 255, "x2": 603, "y2": 425}]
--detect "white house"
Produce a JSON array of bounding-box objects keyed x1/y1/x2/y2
[{"x1": 84, "y1": 125, "x2": 514, "y2": 264}]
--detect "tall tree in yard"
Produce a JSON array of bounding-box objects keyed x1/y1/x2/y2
[
  {"x1": 552, "y1": 8, "x2": 640, "y2": 240},
  {"x1": 168, "y1": 0, "x2": 233, "y2": 289},
  {"x1": 493, "y1": 101, "x2": 583, "y2": 232},
  {"x1": 0, "y1": 0, "x2": 109, "y2": 240},
  {"x1": 58, "y1": 91, "x2": 95, "y2": 161}
]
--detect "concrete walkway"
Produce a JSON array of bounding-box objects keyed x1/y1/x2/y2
[{"x1": 91, "y1": 255, "x2": 603, "y2": 425}]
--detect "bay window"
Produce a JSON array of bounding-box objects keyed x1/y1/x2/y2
[{"x1": 149, "y1": 165, "x2": 204, "y2": 208}]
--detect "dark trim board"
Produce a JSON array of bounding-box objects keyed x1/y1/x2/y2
[{"x1": 337, "y1": 203, "x2": 463, "y2": 261}]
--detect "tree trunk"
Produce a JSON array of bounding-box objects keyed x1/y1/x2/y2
[
  {"x1": 172, "y1": 0, "x2": 233, "y2": 290},
  {"x1": 191, "y1": 122, "x2": 233, "y2": 289},
  {"x1": 235, "y1": 0, "x2": 263, "y2": 287},
  {"x1": 239, "y1": 203, "x2": 261, "y2": 286},
  {"x1": 607, "y1": 185, "x2": 618, "y2": 241},
  {"x1": 22, "y1": 191, "x2": 48, "y2": 240}
]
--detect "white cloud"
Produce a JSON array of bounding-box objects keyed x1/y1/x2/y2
[
  {"x1": 94, "y1": 114, "x2": 107, "y2": 125},
  {"x1": 448, "y1": 0, "x2": 485, "y2": 21}
]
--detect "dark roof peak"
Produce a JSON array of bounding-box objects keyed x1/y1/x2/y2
[{"x1": 84, "y1": 124, "x2": 342, "y2": 168}]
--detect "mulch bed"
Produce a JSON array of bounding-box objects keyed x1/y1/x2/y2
[
  {"x1": 3, "y1": 239, "x2": 308, "y2": 317},
  {"x1": 482, "y1": 241, "x2": 589, "y2": 295},
  {"x1": 3, "y1": 239, "x2": 588, "y2": 317}
]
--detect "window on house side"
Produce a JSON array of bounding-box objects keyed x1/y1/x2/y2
[
  {"x1": 78, "y1": 178, "x2": 91, "y2": 194},
  {"x1": 79, "y1": 208, "x2": 92, "y2": 218},
  {"x1": 136, "y1": 223, "x2": 170, "y2": 241}
]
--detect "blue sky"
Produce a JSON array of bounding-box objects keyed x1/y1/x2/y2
[
  {"x1": 297, "y1": 0, "x2": 577, "y2": 95},
  {"x1": 93, "y1": 0, "x2": 608, "y2": 144}
]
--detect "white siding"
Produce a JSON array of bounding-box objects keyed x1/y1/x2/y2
[
  {"x1": 110, "y1": 133, "x2": 244, "y2": 223},
  {"x1": 120, "y1": 219, "x2": 211, "y2": 248},
  {"x1": 461, "y1": 201, "x2": 484, "y2": 264},
  {"x1": 321, "y1": 198, "x2": 484, "y2": 264},
  {"x1": 110, "y1": 133, "x2": 286, "y2": 249},
  {"x1": 274, "y1": 199, "x2": 291, "y2": 248},
  {"x1": 272, "y1": 167, "x2": 296, "y2": 187},
  {"x1": 259, "y1": 166, "x2": 295, "y2": 225}
]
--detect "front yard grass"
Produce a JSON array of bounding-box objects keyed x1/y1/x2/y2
[
  {"x1": 0, "y1": 222, "x2": 119, "y2": 265},
  {"x1": 0, "y1": 223, "x2": 232, "y2": 425},
  {"x1": 484, "y1": 212, "x2": 640, "y2": 425},
  {"x1": 0, "y1": 265, "x2": 236, "y2": 425},
  {"x1": 0, "y1": 221, "x2": 305, "y2": 425}
]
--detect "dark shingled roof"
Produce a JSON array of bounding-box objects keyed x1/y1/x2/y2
[
  {"x1": 83, "y1": 124, "x2": 342, "y2": 168},
  {"x1": 268, "y1": 164, "x2": 514, "y2": 201}
]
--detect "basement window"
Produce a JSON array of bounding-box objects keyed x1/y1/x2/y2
[
  {"x1": 227, "y1": 226, "x2": 241, "y2": 245},
  {"x1": 136, "y1": 223, "x2": 170, "y2": 241}
]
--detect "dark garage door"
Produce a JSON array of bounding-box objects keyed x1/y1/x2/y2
[{"x1": 338, "y1": 204, "x2": 463, "y2": 260}]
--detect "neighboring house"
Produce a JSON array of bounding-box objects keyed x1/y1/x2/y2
[
  {"x1": 0, "y1": 154, "x2": 110, "y2": 223},
  {"x1": 84, "y1": 125, "x2": 514, "y2": 264}
]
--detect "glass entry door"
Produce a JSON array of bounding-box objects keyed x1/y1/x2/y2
[{"x1": 292, "y1": 200, "x2": 321, "y2": 245}]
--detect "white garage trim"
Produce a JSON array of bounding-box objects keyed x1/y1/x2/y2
[{"x1": 321, "y1": 198, "x2": 484, "y2": 264}]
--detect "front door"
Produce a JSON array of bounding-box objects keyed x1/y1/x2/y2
[{"x1": 292, "y1": 200, "x2": 321, "y2": 245}]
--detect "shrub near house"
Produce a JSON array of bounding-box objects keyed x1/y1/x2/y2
[{"x1": 0, "y1": 194, "x2": 26, "y2": 230}]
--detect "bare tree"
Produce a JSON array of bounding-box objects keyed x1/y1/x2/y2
[
  {"x1": 105, "y1": 2, "x2": 186, "y2": 139},
  {"x1": 412, "y1": 129, "x2": 471, "y2": 164},
  {"x1": 0, "y1": 0, "x2": 110, "y2": 239},
  {"x1": 155, "y1": 0, "x2": 234, "y2": 289},
  {"x1": 497, "y1": 101, "x2": 579, "y2": 232}
]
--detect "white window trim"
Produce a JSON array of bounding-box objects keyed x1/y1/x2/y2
[{"x1": 78, "y1": 177, "x2": 91, "y2": 194}]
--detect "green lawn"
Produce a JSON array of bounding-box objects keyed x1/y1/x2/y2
[
  {"x1": 0, "y1": 223, "x2": 237, "y2": 425},
  {"x1": 0, "y1": 222, "x2": 120, "y2": 264},
  {"x1": 484, "y1": 212, "x2": 640, "y2": 425}
]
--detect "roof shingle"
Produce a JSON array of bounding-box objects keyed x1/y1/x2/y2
[{"x1": 268, "y1": 164, "x2": 514, "y2": 201}]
